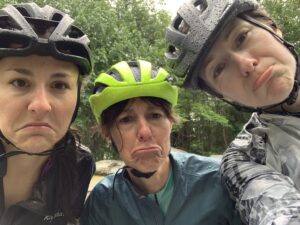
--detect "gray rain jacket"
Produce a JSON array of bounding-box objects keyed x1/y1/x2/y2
[{"x1": 221, "y1": 113, "x2": 300, "y2": 225}]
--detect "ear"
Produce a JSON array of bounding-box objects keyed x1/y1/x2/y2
[
  {"x1": 222, "y1": 96, "x2": 233, "y2": 102},
  {"x1": 267, "y1": 19, "x2": 283, "y2": 37},
  {"x1": 100, "y1": 126, "x2": 112, "y2": 144},
  {"x1": 274, "y1": 27, "x2": 283, "y2": 38}
]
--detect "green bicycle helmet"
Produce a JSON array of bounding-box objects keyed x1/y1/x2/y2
[{"x1": 89, "y1": 60, "x2": 178, "y2": 123}]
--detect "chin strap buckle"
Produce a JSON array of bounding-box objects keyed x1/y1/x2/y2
[{"x1": 286, "y1": 80, "x2": 299, "y2": 105}]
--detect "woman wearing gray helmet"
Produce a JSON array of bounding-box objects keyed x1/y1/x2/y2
[
  {"x1": 0, "y1": 3, "x2": 94, "y2": 225},
  {"x1": 166, "y1": 0, "x2": 300, "y2": 224}
]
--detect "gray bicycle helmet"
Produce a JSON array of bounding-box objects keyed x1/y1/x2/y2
[
  {"x1": 165, "y1": 0, "x2": 258, "y2": 89},
  {"x1": 0, "y1": 2, "x2": 92, "y2": 75}
]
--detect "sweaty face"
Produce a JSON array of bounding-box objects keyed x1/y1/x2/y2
[
  {"x1": 0, "y1": 55, "x2": 79, "y2": 152},
  {"x1": 201, "y1": 18, "x2": 296, "y2": 108},
  {"x1": 109, "y1": 98, "x2": 173, "y2": 173}
]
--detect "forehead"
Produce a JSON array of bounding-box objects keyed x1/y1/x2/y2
[
  {"x1": 0, "y1": 55, "x2": 79, "y2": 77},
  {"x1": 217, "y1": 18, "x2": 247, "y2": 41},
  {"x1": 123, "y1": 98, "x2": 161, "y2": 112},
  {"x1": 202, "y1": 18, "x2": 249, "y2": 65}
]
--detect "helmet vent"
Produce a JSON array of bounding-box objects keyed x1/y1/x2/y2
[
  {"x1": 194, "y1": 0, "x2": 208, "y2": 13},
  {"x1": 0, "y1": 34, "x2": 29, "y2": 49},
  {"x1": 15, "y1": 7, "x2": 31, "y2": 17},
  {"x1": 0, "y1": 16, "x2": 21, "y2": 30},
  {"x1": 131, "y1": 66, "x2": 141, "y2": 81},
  {"x1": 93, "y1": 83, "x2": 108, "y2": 94},
  {"x1": 151, "y1": 69, "x2": 158, "y2": 79},
  {"x1": 108, "y1": 70, "x2": 124, "y2": 81},
  {"x1": 52, "y1": 13, "x2": 63, "y2": 22},
  {"x1": 166, "y1": 45, "x2": 181, "y2": 60},
  {"x1": 178, "y1": 20, "x2": 189, "y2": 34},
  {"x1": 68, "y1": 26, "x2": 85, "y2": 38}
]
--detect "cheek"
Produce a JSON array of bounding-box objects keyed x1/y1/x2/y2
[
  {"x1": 0, "y1": 102, "x2": 19, "y2": 128},
  {"x1": 110, "y1": 129, "x2": 126, "y2": 152},
  {"x1": 57, "y1": 95, "x2": 77, "y2": 121}
]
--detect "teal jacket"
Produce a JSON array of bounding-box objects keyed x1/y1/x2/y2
[{"x1": 81, "y1": 152, "x2": 242, "y2": 225}]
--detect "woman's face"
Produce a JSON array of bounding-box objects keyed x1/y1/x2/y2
[
  {"x1": 108, "y1": 98, "x2": 173, "y2": 173},
  {"x1": 201, "y1": 18, "x2": 296, "y2": 108},
  {"x1": 0, "y1": 55, "x2": 79, "y2": 152}
]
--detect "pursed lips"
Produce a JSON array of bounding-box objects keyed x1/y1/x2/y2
[
  {"x1": 253, "y1": 65, "x2": 274, "y2": 91},
  {"x1": 133, "y1": 145, "x2": 161, "y2": 153},
  {"x1": 20, "y1": 122, "x2": 53, "y2": 130}
]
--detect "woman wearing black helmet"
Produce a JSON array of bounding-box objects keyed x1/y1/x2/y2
[
  {"x1": 0, "y1": 3, "x2": 94, "y2": 225},
  {"x1": 166, "y1": 0, "x2": 300, "y2": 224},
  {"x1": 80, "y1": 60, "x2": 242, "y2": 225}
]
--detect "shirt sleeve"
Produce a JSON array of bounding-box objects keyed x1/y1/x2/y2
[{"x1": 220, "y1": 121, "x2": 300, "y2": 225}]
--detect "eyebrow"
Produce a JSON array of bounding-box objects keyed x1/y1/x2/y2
[
  {"x1": 51, "y1": 72, "x2": 73, "y2": 78},
  {"x1": 224, "y1": 19, "x2": 240, "y2": 42},
  {"x1": 8, "y1": 68, "x2": 32, "y2": 76},
  {"x1": 6, "y1": 68, "x2": 73, "y2": 78}
]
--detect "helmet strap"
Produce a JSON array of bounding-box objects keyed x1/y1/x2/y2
[
  {"x1": 71, "y1": 82, "x2": 82, "y2": 123},
  {"x1": 130, "y1": 168, "x2": 156, "y2": 179},
  {"x1": 110, "y1": 140, "x2": 156, "y2": 179},
  {"x1": 0, "y1": 130, "x2": 65, "y2": 159}
]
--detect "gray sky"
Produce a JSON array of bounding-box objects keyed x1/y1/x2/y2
[{"x1": 162, "y1": 0, "x2": 187, "y2": 17}]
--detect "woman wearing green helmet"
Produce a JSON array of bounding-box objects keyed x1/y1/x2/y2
[
  {"x1": 81, "y1": 60, "x2": 243, "y2": 225},
  {"x1": 165, "y1": 0, "x2": 300, "y2": 224},
  {"x1": 0, "y1": 2, "x2": 94, "y2": 225}
]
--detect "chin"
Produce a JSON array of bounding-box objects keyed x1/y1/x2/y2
[{"x1": 19, "y1": 142, "x2": 54, "y2": 153}]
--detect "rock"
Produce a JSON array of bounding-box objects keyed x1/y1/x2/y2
[{"x1": 95, "y1": 160, "x2": 124, "y2": 176}]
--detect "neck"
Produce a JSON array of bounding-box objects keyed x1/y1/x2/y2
[
  {"x1": 4, "y1": 149, "x2": 48, "y2": 208},
  {"x1": 128, "y1": 157, "x2": 171, "y2": 194}
]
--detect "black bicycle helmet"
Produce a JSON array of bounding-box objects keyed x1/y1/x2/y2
[
  {"x1": 0, "y1": 2, "x2": 92, "y2": 75},
  {"x1": 165, "y1": 0, "x2": 258, "y2": 89}
]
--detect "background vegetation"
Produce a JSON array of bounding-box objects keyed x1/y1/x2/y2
[{"x1": 0, "y1": 0, "x2": 298, "y2": 160}]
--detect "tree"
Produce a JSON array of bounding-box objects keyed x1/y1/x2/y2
[
  {"x1": 260, "y1": 0, "x2": 300, "y2": 52},
  {"x1": 1, "y1": 0, "x2": 296, "y2": 160}
]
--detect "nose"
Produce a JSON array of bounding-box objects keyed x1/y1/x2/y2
[
  {"x1": 233, "y1": 53, "x2": 258, "y2": 77},
  {"x1": 136, "y1": 118, "x2": 152, "y2": 142},
  {"x1": 28, "y1": 86, "x2": 52, "y2": 113}
]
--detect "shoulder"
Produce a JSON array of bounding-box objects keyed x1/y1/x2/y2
[
  {"x1": 76, "y1": 143, "x2": 95, "y2": 164},
  {"x1": 85, "y1": 174, "x2": 116, "y2": 207},
  {"x1": 171, "y1": 152, "x2": 220, "y2": 176},
  {"x1": 90, "y1": 174, "x2": 115, "y2": 194}
]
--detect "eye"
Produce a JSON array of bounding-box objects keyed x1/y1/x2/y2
[
  {"x1": 118, "y1": 115, "x2": 134, "y2": 124},
  {"x1": 150, "y1": 112, "x2": 163, "y2": 119},
  {"x1": 235, "y1": 31, "x2": 249, "y2": 48},
  {"x1": 213, "y1": 63, "x2": 225, "y2": 79},
  {"x1": 52, "y1": 81, "x2": 70, "y2": 90},
  {"x1": 11, "y1": 79, "x2": 29, "y2": 88}
]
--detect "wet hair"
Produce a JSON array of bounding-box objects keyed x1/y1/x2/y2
[{"x1": 240, "y1": 7, "x2": 278, "y2": 30}]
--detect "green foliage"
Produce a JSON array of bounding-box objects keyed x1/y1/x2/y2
[
  {"x1": 260, "y1": 0, "x2": 300, "y2": 52},
  {"x1": 1, "y1": 0, "x2": 296, "y2": 160}
]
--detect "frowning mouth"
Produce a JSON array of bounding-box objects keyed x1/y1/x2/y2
[
  {"x1": 132, "y1": 146, "x2": 162, "y2": 155},
  {"x1": 253, "y1": 65, "x2": 274, "y2": 91},
  {"x1": 20, "y1": 122, "x2": 52, "y2": 131},
  {"x1": 134, "y1": 146, "x2": 160, "y2": 152}
]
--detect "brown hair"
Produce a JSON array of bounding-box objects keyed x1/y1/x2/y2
[{"x1": 240, "y1": 7, "x2": 279, "y2": 30}]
